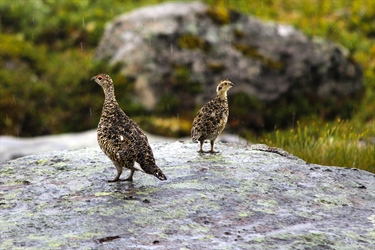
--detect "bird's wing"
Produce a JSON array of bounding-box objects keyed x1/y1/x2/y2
[
  {"x1": 191, "y1": 100, "x2": 222, "y2": 140},
  {"x1": 112, "y1": 110, "x2": 160, "y2": 174},
  {"x1": 113, "y1": 112, "x2": 149, "y2": 150},
  {"x1": 191, "y1": 104, "x2": 207, "y2": 141},
  {"x1": 99, "y1": 107, "x2": 148, "y2": 158}
]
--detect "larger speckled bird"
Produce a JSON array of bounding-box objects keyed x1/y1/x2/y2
[
  {"x1": 191, "y1": 79, "x2": 234, "y2": 153},
  {"x1": 91, "y1": 74, "x2": 167, "y2": 182}
]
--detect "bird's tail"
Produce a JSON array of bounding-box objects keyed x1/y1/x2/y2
[
  {"x1": 191, "y1": 128, "x2": 200, "y2": 143},
  {"x1": 141, "y1": 149, "x2": 167, "y2": 181}
]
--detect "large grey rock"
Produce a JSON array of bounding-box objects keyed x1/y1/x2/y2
[
  {"x1": 94, "y1": 1, "x2": 363, "y2": 130},
  {"x1": 1, "y1": 142, "x2": 374, "y2": 249}
]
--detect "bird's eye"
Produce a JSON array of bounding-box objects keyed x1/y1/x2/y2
[{"x1": 98, "y1": 76, "x2": 103, "y2": 80}]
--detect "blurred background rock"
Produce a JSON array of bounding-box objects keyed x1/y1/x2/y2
[{"x1": 0, "y1": 0, "x2": 374, "y2": 172}]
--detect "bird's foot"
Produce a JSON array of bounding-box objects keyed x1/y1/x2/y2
[
  {"x1": 120, "y1": 177, "x2": 133, "y2": 182},
  {"x1": 107, "y1": 177, "x2": 133, "y2": 182},
  {"x1": 198, "y1": 150, "x2": 219, "y2": 154},
  {"x1": 107, "y1": 178, "x2": 119, "y2": 182}
]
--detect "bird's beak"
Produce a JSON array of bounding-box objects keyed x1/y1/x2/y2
[
  {"x1": 90, "y1": 76, "x2": 96, "y2": 81},
  {"x1": 229, "y1": 82, "x2": 234, "y2": 87}
]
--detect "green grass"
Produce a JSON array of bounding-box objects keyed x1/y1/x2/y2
[{"x1": 257, "y1": 118, "x2": 375, "y2": 173}]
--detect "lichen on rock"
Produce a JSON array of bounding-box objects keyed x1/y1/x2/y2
[{"x1": 1, "y1": 142, "x2": 374, "y2": 248}]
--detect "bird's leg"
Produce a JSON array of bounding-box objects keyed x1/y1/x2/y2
[
  {"x1": 108, "y1": 164, "x2": 123, "y2": 182},
  {"x1": 209, "y1": 140, "x2": 219, "y2": 154},
  {"x1": 198, "y1": 140, "x2": 204, "y2": 153},
  {"x1": 121, "y1": 169, "x2": 135, "y2": 182}
]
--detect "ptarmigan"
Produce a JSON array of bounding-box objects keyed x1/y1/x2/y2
[
  {"x1": 91, "y1": 74, "x2": 167, "y2": 182},
  {"x1": 191, "y1": 79, "x2": 234, "y2": 153}
]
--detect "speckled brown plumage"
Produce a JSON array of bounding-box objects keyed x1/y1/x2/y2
[
  {"x1": 91, "y1": 74, "x2": 167, "y2": 182},
  {"x1": 191, "y1": 79, "x2": 234, "y2": 153}
]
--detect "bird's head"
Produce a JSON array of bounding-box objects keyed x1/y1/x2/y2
[
  {"x1": 90, "y1": 74, "x2": 113, "y2": 89},
  {"x1": 216, "y1": 79, "x2": 234, "y2": 96}
]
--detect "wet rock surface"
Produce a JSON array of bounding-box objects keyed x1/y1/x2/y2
[
  {"x1": 1, "y1": 142, "x2": 374, "y2": 249},
  {"x1": 94, "y1": 1, "x2": 363, "y2": 129}
]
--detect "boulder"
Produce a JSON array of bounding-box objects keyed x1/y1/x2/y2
[
  {"x1": 1, "y1": 142, "x2": 374, "y2": 248},
  {"x1": 94, "y1": 1, "x2": 363, "y2": 130}
]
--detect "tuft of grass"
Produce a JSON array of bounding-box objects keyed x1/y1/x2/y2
[{"x1": 257, "y1": 118, "x2": 375, "y2": 173}]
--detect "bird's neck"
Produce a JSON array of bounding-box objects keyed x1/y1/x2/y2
[
  {"x1": 217, "y1": 91, "x2": 228, "y2": 101},
  {"x1": 103, "y1": 86, "x2": 119, "y2": 108}
]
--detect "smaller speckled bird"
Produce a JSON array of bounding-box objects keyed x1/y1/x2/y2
[
  {"x1": 191, "y1": 79, "x2": 234, "y2": 153},
  {"x1": 91, "y1": 74, "x2": 167, "y2": 182}
]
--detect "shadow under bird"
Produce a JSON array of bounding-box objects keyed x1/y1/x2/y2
[
  {"x1": 91, "y1": 74, "x2": 167, "y2": 182},
  {"x1": 191, "y1": 79, "x2": 234, "y2": 153}
]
